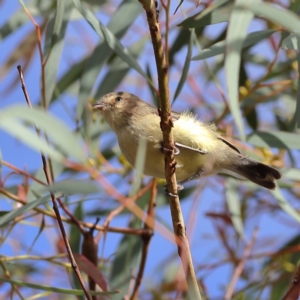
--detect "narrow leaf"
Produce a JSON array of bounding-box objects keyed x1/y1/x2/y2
[
  {"x1": 0, "y1": 277, "x2": 117, "y2": 295},
  {"x1": 0, "y1": 195, "x2": 50, "y2": 228},
  {"x1": 73, "y1": 0, "x2": 146, "y2": 79},
  {"x1": 247, "y1": 131, "x2": 300, "y2": 150},
  {"x1": 244, "y1": 2, "x2": 300, "y2": 34},
  {"x1": 225, "y1": 0, "x2": 256, "y2": 141},
  {"x1": 94, "y1": 39, "x2": 146, "y2": 99},
  {"x1": 225, "y1": 178, "x2": 244, "y2": 238},
  {"x1": 0, "y1": 118, "x2": 65, "y2": 162},
  {"x1": 173, "y1": 29, "x2": 193, "y2": 102},
  {"x1": 76, "y1": 0, "x2": 143, "y2": 119},
  {"x1": 192, "y1": 30, "x2": 275, "y2": 60},
  {"x1": 44, "y1": 0, "x2": 72, "y2": 105},
  {"x1": 178, "y1": 0, "x2": 233, "y2": 28},
  {"x1": 48, "y1": 180, "x2": 99, "y2": 195},
  {"x1": 271, "y1": 189, "x2": 300, "y2": 224},
  {"x1": 0, "y1": 106, "x2": 85, "y2": 162}
]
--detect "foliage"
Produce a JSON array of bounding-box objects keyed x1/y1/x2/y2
[{"x1": 1, "y1": 0, "x2": 300, "y2": 299}]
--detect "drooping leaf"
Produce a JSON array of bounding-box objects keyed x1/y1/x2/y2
[
  {"x1": 0, "y1": 195, "x2": 50, "y2": 228},
  {"x1": 225, "y1": 178, "x2": 244, "y2": 238},
  {"x1": 173, "y1": 29, "x2": 193, "y2": 103},
  {"x1": 271, "y1": 189, "x2": 300, "y2": 223},
  {"x1": 247, "y1": 131, "x2": 300, "y2": 150},
  {"x1": 192, "y1": 30, "x2": 275, "y2": 60},
  {"x1": 109, "y1": 217, "x2": 142, "y2": 299},
  {"x1": 76, "y1": 0, "x2": 143, "y2": 119},
  {"x1": 178, "y1": 0, "x2": 233, "y2": 28},
  {"x1": 225, "y1": 0, "x2": 257, "y2": 141},
  {"x1": 245, "y1": 2, "x2": 300, "y2": 34},
  {"x1": 48, "y1": 180, "x2": 99, "y2": 195},
  {"x1": 0, "y1": 106, "x2": 85, "y2": 162},
  {"x1": 43, "y1": 0, "x2": 73, "y2": 106},
  {"x1": 73, "y1": 0, "x2": 147, "y2": 80}
]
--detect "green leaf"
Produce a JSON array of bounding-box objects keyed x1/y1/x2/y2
[
  {"x1": 244, "y1": 2, "x2": 300, "y2": 34},
  {"x1": 48, "y1": 180, "x2": 99, "y2": 195},
  {"x1": 70, "y1": 202, "x2": 83, "y2": 290},
  {"x1": 178, "y1": 0, "x2": 233, "y2": 28},
  {"x1": 110, "y1": 217, "x2": 142, "y2": 298},
  {"x1": 281, "y1": 168, "x2": 300, "y2": 180},
  {"x1": 271, "y1": 189, "x2": 300, "y2": 224},
  {"x1": 43, "y1": 0, "x2": 73, "y2": 106},
  {"x1": 225, "y1": 178, "x2": 244, "y2": 238},
  {"x1": 0, "y1": 118, "x2": 65, "y2": 162},
  {"x1": 247, "y1": 131, "x2": 300, "y2": 150},
  {"x1": 192, "y1": 30, "x2": 275, "y2": 60},
  {"x1": 0, "y1": 277, "x2": 117, "y2": 295},
  {"x1": 27, "y1": 217, "x2": 46, "y2": 253},
  {"x1": 282, "y1": 33, "x2": 300, "y2": 50},
  {"x1": 51, "y1": 57, "x2": 88, "y2": 104},
  {"x1": 76, "y1": 0, "x2": 143, "y2": 119},
  {"x1": 225, "y1": 0, "x2": 257, "y2": 142},
  {"x1": 94, "y1": 39, "x2": 146, "y2": 99},
  {"x1": 0, "y1": 195, "x2": 50, "y2": 228},
  {"x1": 173, "y1": 29, "x2": 193, "y2": 103},
  {"x1": 0, "y1": 9, "x2": 29, "y2": 41},
  {"x1": 0, "y1": 106, "x2": 85, "y2": 162},
  {"x1": 290, "y1": 53, "x2": 300, "y2": 129},
  {"x1": 73, "y1": 0, "x2": 147, "y2": 79}
]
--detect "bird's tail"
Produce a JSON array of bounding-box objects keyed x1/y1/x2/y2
[{"x1": 227, "y1": 155, "x2": 282, "y2": 189}]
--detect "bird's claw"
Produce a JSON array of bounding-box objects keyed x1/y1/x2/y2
[{"x1": 164, "y1": 183, "x2": 184, "y2": 197}]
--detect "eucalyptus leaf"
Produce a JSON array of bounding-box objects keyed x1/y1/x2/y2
[
  {"x1": 247, "y1": 131, "x2": 300, "y2": 150},
  {"x1": 225, "y1": 178, "x2": 244, "y2": 238}
]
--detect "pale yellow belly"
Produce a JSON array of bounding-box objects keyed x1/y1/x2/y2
[{"x1": 118, "y1": 134, "x2": 208, "y2": 182}]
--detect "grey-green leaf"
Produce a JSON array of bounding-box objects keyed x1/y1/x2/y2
[
  {"x1": 0, "y1": 106, "x2": 85, "y2": 162},
  {"x1": 247, "y1": 131, "x2": 300, "y2": 150},
  {"x1": 192, "y1": 30, "x2": 275, "y2": 60},
  {"x1": 178, "y1": 0, "x2": 233, "y2": 28},
  {"x1": 282, "y1": 33, "x2": 300, "y2": 50},
  {"x1": 48, "y1": 180, "x2": 99, "y2": 195},
  {"x1": 173, "y1": 29, "x2": 193, "y2": 103},
  {"x1": 225, "y1": 0, "x2": 255, "y2": 141},
  {"x1": 244, "y1": 2, "x2": 300, "y2": 34},
  {"x1": 44, "y1": 0, "x2": 72, "y2": 106},
  {"x1": 0, "y1": 195, "x2": 50, "y2": 228},
  {"x1": 76, "y1": 0, "x2": 143, "y2": 119},
  {"x1": 271, "y1": 189, "x2": 300, "y2": 224},
  {"x1": 73, "y1": 0, "x2": 147, "y2": 80},
  {"x1": 225, "y1": 178, "x2": 244, "y2": 238}
]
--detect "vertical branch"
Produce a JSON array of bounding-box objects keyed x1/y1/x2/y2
[
  {"x1": 137, "y1": 1, "x2": 202, "y2": 299},
  {"x1": 130, "y1": 178, "x2": 157, "y2": 300},
  {"x1": 17, "y1": 66, "x2": 91, "y2": 300}
]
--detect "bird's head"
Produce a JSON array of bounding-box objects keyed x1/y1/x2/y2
[{"x1": 93, "y1": 92, "x2": 142, "y2": 131}]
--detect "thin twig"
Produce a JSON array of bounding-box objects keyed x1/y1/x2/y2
[
  {"x1": 130, "y1": 178, "x2": 157, "y2": 300},
  {"x1": 95, "y1": 181, "x2": 153, "y2": 243},
  {"x1": 282, "y1": 263, "x2": 300, "y2": 300},
  {"x1": 225, "y1": 228, "x2": 259, "y2": 300},
  {"x1": 17, "y1": 66, "x2": 91, "y2": 300},
  {"x1": 0, "y1": 187, "x2": 154, "y2": 236},
  {"x1": 137, "y1": 1, "x2": 202, "y2": 299}
]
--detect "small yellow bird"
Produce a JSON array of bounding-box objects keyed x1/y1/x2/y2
[{"x1": 93, "y1": 92, "x2": 281, "y2": 189}]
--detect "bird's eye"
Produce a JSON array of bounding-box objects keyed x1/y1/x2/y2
[{"x1": 115, "y1": 96, "x2": 122, "y2": 102}]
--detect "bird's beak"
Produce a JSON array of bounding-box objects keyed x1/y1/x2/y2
[{"x1": 93, "y1": 102, "x2": 104, "y2": 110}]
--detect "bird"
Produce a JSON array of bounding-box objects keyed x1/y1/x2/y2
[{"x1": 93, "y1": 91, "x2": 282, "y2": 190}]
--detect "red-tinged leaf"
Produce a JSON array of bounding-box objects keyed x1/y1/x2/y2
[{"x1": 74, "y1": 254, "x2": 108, "y2": 292}]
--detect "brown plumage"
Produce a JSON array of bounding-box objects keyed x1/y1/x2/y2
[{"x1": 93, "y1": 92, "x2": 282, "y2": 189}]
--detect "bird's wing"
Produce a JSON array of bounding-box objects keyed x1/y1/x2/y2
[{"x1": 218, "y1": 136, "x2": 240, "y2": 154}]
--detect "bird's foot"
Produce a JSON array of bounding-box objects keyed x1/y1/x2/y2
[
  {"x1": 160, "y1": 142, "x2": 180, "y2": 155},
  {"x1": 179, "y1": 169, "x2": 204, "y2": 185},
  {"x1": 164, "y1": 184, "x2": 184, "y2": 197},
  {"x1": 175, "y1": 142, "x2": 207, "y2": 155}
]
